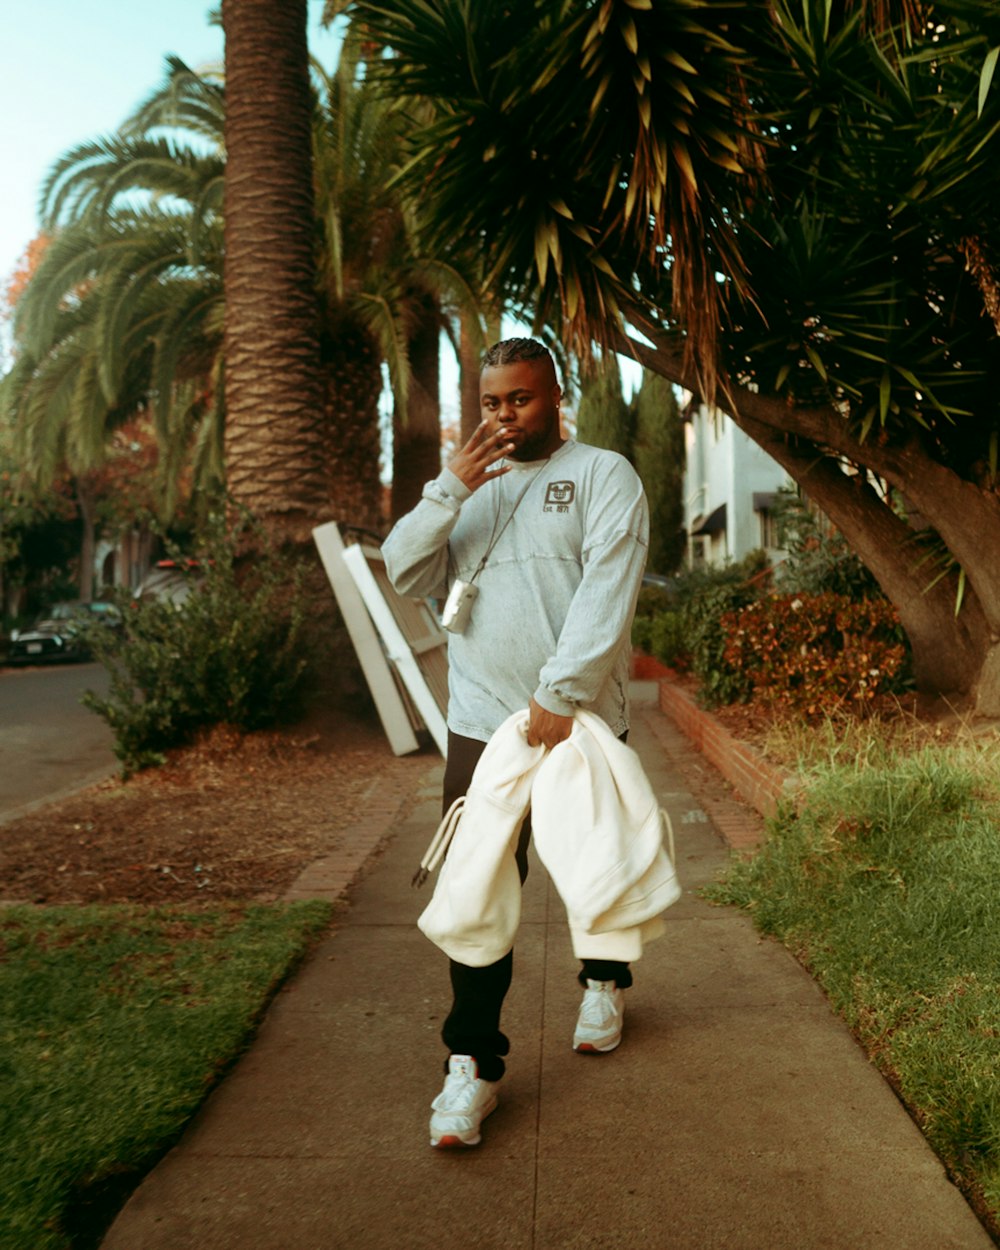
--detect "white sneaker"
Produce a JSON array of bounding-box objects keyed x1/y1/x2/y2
[
  {"x1": 573, "y1": 979, "x2": 626, "y2": 1053},
  {"x1": 429, "y1": 1055, "x2": 499, "y2": 1148}
]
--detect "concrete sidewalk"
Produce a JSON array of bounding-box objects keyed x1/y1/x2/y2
[{"x1": 101, "y1": 686, "x2": 993, "y2": 1250}]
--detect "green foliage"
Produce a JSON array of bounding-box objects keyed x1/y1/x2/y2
[
  {"x1": 646, "y1": 609, "x2": 687, "y2": 671},
  {"x1": 712, "y1": 750, "x2": 1000, "y2": 1219},
  {"x1": 721, "y1": 592, "x2": 911, "y2": 717},
  {"x1": 0, "y1": 900, "x2": 331, "y2": 1250},
  {"x1": 0, "y1": 438, "x2": 82, "y2": 614},
  {"x1": 632, "y1": 585, "x2": 686, "y2": 669},
  {"x1": 83, "y1": 517, "x2": 310, "y2": 775},
  {"x1": 631, "y1": 370, "x2": 685, "y2": 576},
  {"x1": 577, "y1": 364, "x2": 686, "y2": 578},
  {"x1": 6, "y1": 64, "x2": 227, "y2": 510},
  {"x1": 574, "y1": 359, "x2": 633, "y2": 461},
  {"x1": 354, "y1": 1, "x2": 1000, "y2": 437},
  {"x1": 772, "y1": 488, "x2": 882, "y2": 600}
]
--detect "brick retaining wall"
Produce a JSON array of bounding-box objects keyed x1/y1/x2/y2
[{"x1": 657, "y1": 679, "x2": 796, "y2": 821}]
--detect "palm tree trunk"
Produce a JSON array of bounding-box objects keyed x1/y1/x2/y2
[
  {"x1": 458, "y1": 314, "x2": 481, "y2": 444},
  {"x1": 221, "y1": 0, "x2": 327, "y2": 543},
  {"x1": 320, "y1": 326, "x2": 385, "y2": 532},
  {"x1": 392, "y1": 297, "x2": 441, "y2": 521}
]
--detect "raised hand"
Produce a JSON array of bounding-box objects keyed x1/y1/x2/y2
[{"x1": 447, "y1": 421, "x2": 515, "y2": 492}]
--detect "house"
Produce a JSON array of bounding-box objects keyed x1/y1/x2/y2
[
  {"x1": 94, "y1": 528, "x2": 157, "y2": 596},
  {"x1": 682, "y1": 400, "x2": 793, "y2": 567}
]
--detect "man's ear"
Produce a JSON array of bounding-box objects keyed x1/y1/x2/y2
[{"x1": 553, "y1": 384, "x2": 562, "y2": 407}]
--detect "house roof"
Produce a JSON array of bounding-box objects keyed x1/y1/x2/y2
[{"x1": 691, "y1": 503, "x2": 727, "y2": 535}]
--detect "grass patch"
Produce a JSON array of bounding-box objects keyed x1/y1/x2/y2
[
  {"x1": 758, "y1": 701, "x2": 1000, "y2": 781},
  {"x1": 709, "y1": 746, "x2": 1000, "y2": 1231},
  {"x1": 1, "y1": 900, "x2": 332, "y2": 1250}
]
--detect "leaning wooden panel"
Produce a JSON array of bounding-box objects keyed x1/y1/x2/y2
[
  {"x1": 341, "y1": 542, "x2": 449, "y2": 758},
  {"x1": 311, "y1": 522, "x2": 421, "y2": 756},
  {"x1": 365, "y1": 560, "x2": 450, "y2": 715}
]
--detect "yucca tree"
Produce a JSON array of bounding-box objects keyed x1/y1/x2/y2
[{"x1": 349, "y1": 0, "x2": 1000, "y2": 712}]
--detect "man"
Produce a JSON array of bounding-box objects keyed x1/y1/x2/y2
[{"x1": 383, "y1": 337, "x2": 649, "y2": 1148}]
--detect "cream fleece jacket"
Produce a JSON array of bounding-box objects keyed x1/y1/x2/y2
[{"x1": 417, "y1": 709, "x2": 682, "y2": 966}]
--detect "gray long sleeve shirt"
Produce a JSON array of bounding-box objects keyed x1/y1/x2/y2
[{"x1": 382, "y1": 439, "x2": 649, "y2": 743}]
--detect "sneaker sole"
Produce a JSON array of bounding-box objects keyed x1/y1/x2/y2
[
  {"x1": 573, "y1": 1035, "x2": 622, "y2": 1053},
  {"x1": 431, "y1": 1133, "x2": 481, "y2": 1148},
  {"x1": 430, "y1": 1094, "x2": 498, "y2": 1148}
]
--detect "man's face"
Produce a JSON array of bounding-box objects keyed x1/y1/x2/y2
[{"x1": 480, "y1": 359, "x2": 563, "y2": 462}]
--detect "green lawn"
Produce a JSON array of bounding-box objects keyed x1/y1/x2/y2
[
  {"x1": 711, "y1": 744, "x2": 1000, "y2": 1233},
  {"x1": 1, "y1": 900, "x2": 331, "y2": 1250}
]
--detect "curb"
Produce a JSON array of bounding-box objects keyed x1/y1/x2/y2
[
  {"x1": 0, "y1": 766, "x2": 119, "y2": 829},
  {"x1": 283, "y1": 764, "x2": 443, "y2": 904}
]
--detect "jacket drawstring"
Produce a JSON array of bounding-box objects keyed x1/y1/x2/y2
[{"x1": 412, "y1": 796, "x2": 465, "y2": 888}]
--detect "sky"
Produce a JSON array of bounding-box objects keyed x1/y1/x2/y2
[
  {"x1": 0, "y1": 2, "x2": 640, "y2": 401},
  {"x1": 0, "y1": 0, "x2": 342, "y2": 286}
]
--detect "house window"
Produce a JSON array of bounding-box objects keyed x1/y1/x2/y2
[
  {"x1": 759, "y1": 508, "x2": 779, "y2": 549},
  {"x1": 710, "y1": 406, "x2": 723, "y2": 442}
]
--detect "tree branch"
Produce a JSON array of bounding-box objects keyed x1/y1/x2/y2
[{"x1": 613, "y1": 314, "x2": 1000, "y2": 626}]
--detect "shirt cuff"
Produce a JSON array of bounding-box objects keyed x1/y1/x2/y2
[
  {"x1": 422, "y1": 468, "x2": 472, "y2": 509},
  {"x1": 533, "y1": 683, "x2": 577, "y2": 718}
]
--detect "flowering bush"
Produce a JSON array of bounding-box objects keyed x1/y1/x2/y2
[
  {"x1": 720, "y1": 593, "x2": 910, "y2": 716},
  {"x1": 631, "y1": 552, "x2": 771, "y2": 698}
]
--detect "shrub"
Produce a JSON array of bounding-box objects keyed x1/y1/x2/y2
[
  {"x1": 680, "y1": 552, "x2": 770, "y2": 705},
  {"x1": 720, "y1": 592, "x2": 910, "y2": 717},
  {"x1": 771, "y1": 487, "x2": 883, "y2": 600},
  {"x1": 632, "y1": 583, "x2": 685, "y2": 666},
  {"x1": 648, "y1": 609, "x2": 688, "y2": 671},
  {"x1": 83, "y1": 517, "x2": 309, "y2": 775}
]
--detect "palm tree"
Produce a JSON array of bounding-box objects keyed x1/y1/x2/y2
[
  {"x1": 311, "y1": 49, "x2": 486, "y2": 522},
  {"x1": 5, "y1": 62, "x2": 227, "y2": 516},
  {"x1": 7, "y1": 37, "x2": 487, "y2": 540},
  {"x1": 348, "y1": 0, "x2": 1000, "y2": 712}
]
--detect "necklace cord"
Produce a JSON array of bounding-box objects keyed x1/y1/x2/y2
[{"x1": 471, "y1": 467, "x2": 543, "y2": 581}]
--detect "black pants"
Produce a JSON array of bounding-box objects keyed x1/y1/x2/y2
[{"x1": 439, "y1": 730, "x2": 632, "y2": 1081}]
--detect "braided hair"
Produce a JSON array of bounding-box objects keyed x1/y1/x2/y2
[{"x1": 482, "y1": 337, "x2": 554, "y2": 372}]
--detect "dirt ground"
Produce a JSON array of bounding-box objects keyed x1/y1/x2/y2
[
  {"x1": 0, "y1": 706, "x2": 436, "y2": 907},
  {"x1": 1, "y1": 675, "x2": 978, "y2": 909}
]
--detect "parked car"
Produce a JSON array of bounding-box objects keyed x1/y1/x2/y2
[
  {"x1": 6, "y1": 601, "x2": 122, "y2": 665},
  {"x1": 641, "y1": 572, "x2": 681, "y2": 601},
  {"x1": 133, "y1": 558, "x2": 203, "y2": 607}
]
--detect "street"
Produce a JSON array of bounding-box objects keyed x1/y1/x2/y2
[{"x1": 0, "y1": 661, "x2": 115, "y2": 822}]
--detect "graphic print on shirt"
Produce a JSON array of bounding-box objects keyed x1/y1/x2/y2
[{"x1": 543, "y1": 480, "x2": 576, "y2": 513}]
